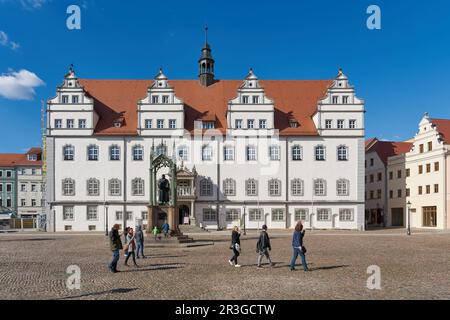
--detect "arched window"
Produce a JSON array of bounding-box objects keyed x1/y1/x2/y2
[
  {"x1": 178, "y1": 145, "x2": 189, "y2": 161},
  {"x1": 155, "y1": 144, "x2": 167, "y2": 156},
  {"x1": 202, "y1": 145, "x2": 213, "y2": 161},
  {"x1": 63, "y1": 145, "x2": 75, "y2": 161},
  {"x1": 337, "y1": 179, "x2": 350, "y2": 196},
  {"x1": 268, "y1": 179, "x2": 281, "y2": 197},
  {"x1": 246, "y1": 179, "x2": 258, "y2": 196},
  {"x1": 337, "y1": 145, "x2": 349, "y2": 161},
  {"x1": 314, "y1": 179, "x2": 327, "y2": 196},
  {"x1": 291, "y1": 179, "x2": 304, "y2": 196},
  {"x1": 132, "y1": 145, "x2": 144, "y2": 161},
  {"x1": 87, "y1": 178, "x2": 99, "y2": 196},
  {"x1": 200, "y1": 178, "x2": 213, "y2": 196},
  {"x1": 109, "y1": 179, "x2": 121, "y2": 196},
  {"x1": 315, "y1": 145, "x2": 326, "y2": 161},
  {"x1": 62, "y1": 178, "x2": 75, "y2": 196},
  {"x1": 109, "y1": 145, "x2": 120, "y2": 161},
  {"x1": 87, "y1": 145, "x2": 98, "y2": 161},
  {"x1": 223, "y1": 179, "x2": 236, "y2": 196},
  {"x1": 292, "y1": 145, "x2": 303, "y2": 161},
  {"x1": 132, "y1": 178, "x2": 144, "y2": 196}
]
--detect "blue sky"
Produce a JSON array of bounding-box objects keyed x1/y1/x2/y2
[{"x1": 0, "y1": 0, "x2": 449, "y2": 152}]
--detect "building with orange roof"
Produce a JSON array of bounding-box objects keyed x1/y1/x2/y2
[
  {"x1": 45, "y1": 37, "x2": 366, "y2": 232},
  {"x1": 366, "y1": 113, "x2": 450, "y2": 230},
  {"x1": 0, "y1": 148, "x2": 43, "y2": 219}
]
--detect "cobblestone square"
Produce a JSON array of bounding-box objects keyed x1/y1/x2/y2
[{"x1": 0, "y1": 229, "x2": 449, "y2": 300}]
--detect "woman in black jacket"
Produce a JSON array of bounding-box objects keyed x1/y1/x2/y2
[
  {"x1": 228, "y1": 226, "x2": 241, "y2": 268},
  {"x1": 256, "y1": 225, "x2": 274, "y2": 269}
]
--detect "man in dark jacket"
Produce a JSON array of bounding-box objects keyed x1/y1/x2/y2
[
  {"x1": 108, "y1": 224, "x2": 123, "y2": 273},
  {"x1": 256, "y1": 225, "x2": 274, "y2": 269}
]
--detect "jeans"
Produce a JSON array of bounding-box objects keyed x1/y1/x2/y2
[
  {"x1": 290, "y1": 247, "x2": 308, "y2": 271},
  {"x1": 109, "y1": 249, "x2": 120, "y2": 271},
  {"x1": 257, "y1": 249, "x2": 272, "y2": 266},
  {"x1": 230, "y1": 247, "x2": 240, "y2": 264},
  {"x1": 136, "y1": 241, "x2": 144, "y2": 257},
  {"x1": 125, "y1": 251, "x2": 138, "y2": 266}
]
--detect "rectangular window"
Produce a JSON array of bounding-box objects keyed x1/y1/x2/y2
[
  {"x1": 226, "y1": 209, "x2": 240, "y2": 221},
  {"x1": 169, "y1": 119, "x2": 176, "y2": 129},
  {"x1": 62, "y1": 95, "x2": 69, "y2": 104},
  {"x1": 325, "y1": 119, "x2": 332, "y2": 129},
  {"x1": 202, "y1": 146, "x2": 213, "y2": 161},
  {"x1": 246, "y1": 146, "x2": 257, "y2": 161},
  {"x1": 115, "y1": 211, "x2": 123, "y2": 221},
  {"x1": 398, "y1": 189, "x2": 402, "y2": 198},
  {"x1": 142, "y1": 211, "x2": 149, "y2": 220},
  {"x1": 317, "y1": 209, "x2": 331, "y2": 221},
  {"x1": 406, "y1": 168, "x2": 410, "y2": 177},
  {"x1": 55, "y1": 119, "x2": 62, "y2": 128},
  {"x1": 64, "y1": 225, "x2": 72, "y2": 231},
  {"x1": 332, "y1": 96, "x2": 339, "y2": 104},
  {"x1": 339, "y1": 209, "x2": 354, "y2": 221},
  {"x1": 418, "y1": 186, "x2": 423, "y2": 195},
  {"x1": 145, "y1": 119, "x2": 152, "y2": 129},
  {"x1": 78, "y1": 119, "x2": 86, "y2": 129},
  {"x1": 31, "y1": 184, "x2": 36, "y2": 192},
  {"x1": 269, "y1": 145, "x2": 280, "y2": 161},
  {"x1": 6, "y1": 171, "x2": 12, "y2": 178},
  {"x1": 389, "y1": 172, "x2": 393, "y2": 180},
  {"x1": 21, "y1": 184, "x2": 26, "y2": 192},
  {"x1": 428, "y1": 141, "x2": 433, "y2": 152},
  {"x1": 426, "y1": 185, "x2": 431, "y2": 194},
  {"x1": 406, "y1": 188, "x2": 410, "y2": 197},
  {"x1": 63, "y1": 206, "x2": 74, "y2": 221},
  {"x1": 252, "y1": 96, "x2": 259, "y2": 104},
  {"x1": 434, "y1": 184, "x2": 439, "y2": 193},
  {"x1": 247, "y1": 119, "x2": 255, "y2": 129},
  {"x1": 434, "y1": 162, "x2": 440, "y2": 172},
  {"x1": 377, "y1": 189, "x2": 382, "y2": 199},
  {"x1": 295, "y1": 209, "x2": 309, "y2": 222},
  {"x1": 419, "y1": 165, "x2": 423, "y2": 174},
  {"x1": 21, "y1": 199, "x2": 26, "y2": 206},
  {"x1": 6, "y1": 184, "x2": 12, "y2": 192},
  {"x1": 66, "y1": 119, "x2": 74, "y2": 129},
  {"x1": 337, "y1": 120, "x2": 345, "y2": 129},
  {"x1": 202, "y1": 122, "x2": 215, "y2": 129},
  {"x1": 249, "y1": 209, "x2": 263, "y2": 221},
  {"x1": 271, "y1": 209, "x2": 285, "y2": 222},
  {"x1": 162, "y1": 95, "x2": 169, "y2": 103},
  {"x1": 370, "y1": 191, "x2": 374, "y2": 200},
  {"x1": 87, "y1": 206, "x2": 98, "y2": 221},
  {"x1": 349, "y1": 119, "x2": 356, "y2": 129},
  {"x1": 235, "y1": 119, "x2": 243, "y2": 129},
  {"x1": 152, "y1": 95, "x2": 159, "y2": 104},
  {"x1": 223, "y1": 146, "x2": 234, "y2": 161},
  {"x1": 72, "y1": 95, "x2": 79, "y2": 104},
  {"x1": 203, "y1": 208, "x2": 217, "y2": 221},
  {"x1": 157, "y1": 119, "x2": 164, "y2": 129},
  {"x1": 126, "y1": 212, "x2": 133, "y2": 221},
  {"x1": 389, "y1": 190, "x2": 393, "y2": 199},
  {"x1": 377, "y1": 173, "x2": 382, "y2": 181},
  {"x1": 419, "y1": 144, "x2": 424, "y2": 153},
  {"x1": 397, "y1": 170, "x2": 402, "y2": 179},
  {"x1": 259, "y1": 119, "x2": 267, "y2": 129},
  {"x1": 242, "y1": 95, "x2": 249, "y2": 104},
  {"x1": 88, "y1": 225, "x2": 96, "y2": 231},
  {"x1": 426, "y1": 163, "x2": 431, "y2": 173}
]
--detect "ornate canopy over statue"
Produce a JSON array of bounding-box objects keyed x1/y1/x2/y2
[{"x1": 149, "y1": 143, "x2": 177, "y2": 207}]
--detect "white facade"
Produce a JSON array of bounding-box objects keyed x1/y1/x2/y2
[
  {"x1": 45, "y1": 67, "x2": 365, "y2": 232},
  {"x1": 17, "y1": 165, "x2": 44, "y2": 218}
]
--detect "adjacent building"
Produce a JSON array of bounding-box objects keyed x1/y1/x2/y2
[
  {"x1": 0, "y1": 148, "x2": 44, "y2": 218},
  {"x1": 366, "y1": 113, "x2": 450, "y2": 230},
  {"x1": 45, "y1": 38, "x2": 366, "y2": 232}
]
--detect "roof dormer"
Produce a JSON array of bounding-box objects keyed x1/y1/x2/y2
[
  {"x1": 153, "y1": 68, "x2": 170, "y2": 89},
  {"x1": 242, "y1": 68, "x2": 261, "y2": 89}
]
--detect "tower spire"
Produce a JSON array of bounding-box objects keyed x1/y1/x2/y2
[{"x1": 198, "y1": 26, "x2": 215, "y2": 87}]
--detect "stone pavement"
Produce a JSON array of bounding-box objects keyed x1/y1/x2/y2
[{"x1": 0, "y1": 229, "x2": 449, "y2": 300}]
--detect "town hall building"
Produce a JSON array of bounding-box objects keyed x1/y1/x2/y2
[{"x1": 45, "y1": 36, "x2": 366, "y2": 232}]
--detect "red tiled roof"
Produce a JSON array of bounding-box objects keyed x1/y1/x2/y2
[
  {"x1": 432, "y1": 119, "x2": 450, "y2": 144},
  {"x1": 365, "y1": 138, "x2": 412, "y2": 165},
  {"x1": 79, "y1": 79, "x2": 333, "y2": 136},
  {"x1": 0, "y1": 152, "x2": 42, "y2": 167}
]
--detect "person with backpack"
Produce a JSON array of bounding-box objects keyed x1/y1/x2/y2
[{"x1": 256, "y1": 225, "x2": 274, "y2": 269}]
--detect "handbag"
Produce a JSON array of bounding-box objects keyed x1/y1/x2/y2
[
  {"x1": 301, "y1": 246, "x2": 307, "y2": 254},
  {"x1": 123, "y1": 243, "x2": 129, "y2": 252}
]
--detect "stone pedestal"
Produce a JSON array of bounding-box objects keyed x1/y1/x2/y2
[{"x1": 147, "y1": 205, "x2": 179, "y2": 235}]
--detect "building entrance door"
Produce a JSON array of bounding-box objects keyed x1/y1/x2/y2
[
  {"x1": 391, "y1": 208, "x2": 404, "y2": 227},
  {"x1": 179, "y1": 205, "x2": 190, "y2": 225}
]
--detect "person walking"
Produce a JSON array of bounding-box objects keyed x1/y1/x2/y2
[
  {"x1": 256, "y1": 225, "x2": 274, "y2": 269},
  {"x1": 152, "y1": 226, "x2": 160, "y2": 241},
  {"x1": 108, "y1": 224, "x2": 123, "y2": 273},
  {"x1": 122, "y1": 227, "x2": 130, "y2": 259},
  {"x1": 162, "y1": 221, "x2": 170, "y2": 238},
  {"x1": 135, "y1": 225, "x2": 145, "y2": 259},
  {"x1": 124, "y1": 228, "x2": 139, "y2": 268},
  {"x1": 228, "y1": 226, "x2": 241, "y2": 268},
  {"x1": 290, "y1": 222, "x2": 309, "y2": 272}
]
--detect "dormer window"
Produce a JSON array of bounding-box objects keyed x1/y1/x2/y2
[
  {"x1": 242, "y1": 96, "x2": 249, "y2": 104},
  {"x1": 72, "y1": 95, "x2": 79, "y2": 104},
  {"x1": 252, "y1": 96, "x2": 259, "y2": 104},
  {"x1": 152, "y1": 95, "x2": 159, "y2": 104},
  {"x1": 62, "y1": 95, "x2": 69, "y2": 104},
  {"x1": 342, "y1": 96, "x2": 349, "y2": 104},
  {"x1": 332, "y1": 96, "x2": 339, "y2": 104},
  {"x1": 113, "y1": 118, "x2": 124, "y2": 128},
  {"x1": 27, "y1": 154, "x2": 37, "y2": 161},
  {"x1": 202, "y1": 121, "x2": 215, "y2": 129},
  {"x1": 162, "y1": 95, "x2": 169, "y2": 104},
  {"x1": 289, "y1": 119, "x2": 299, "y2": 128}
]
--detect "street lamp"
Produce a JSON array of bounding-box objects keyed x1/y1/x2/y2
[
  {"x1": 407, "y1": 201, "x2": 411, "y2": 236},
  {"x1": 243, "y1": 203, "x2": 247, "y2": 236},
  {"x1": 105, "y1": 202, "x2": 109, "y2": 236}
]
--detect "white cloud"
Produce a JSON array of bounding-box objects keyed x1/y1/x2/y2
[
  {"x1": 0, "y1": 69, "x2": 45, "y2": 100},
  {"x1": 0, "y1": 30, "x2": 20, "y2": 51},
  {"x1": 20, "y1": 0, "x2": 48, "y2": 10}
]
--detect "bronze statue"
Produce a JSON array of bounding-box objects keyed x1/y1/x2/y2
[{"x1": 158, "y1": 174, "x2": 170, "y2": 205}]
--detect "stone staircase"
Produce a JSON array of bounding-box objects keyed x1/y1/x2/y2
[{"x1": 178, "y1": 224, "x2": 209, "y2": 234}]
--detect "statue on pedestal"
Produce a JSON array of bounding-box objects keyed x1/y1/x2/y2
[{"x1": 158, "y1": 174, "x2": 170, "y2": 205}]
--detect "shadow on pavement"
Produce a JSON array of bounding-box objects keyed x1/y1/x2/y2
[{"x1": 56, "y1": 288, "x2": 138, "y2": 300}]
